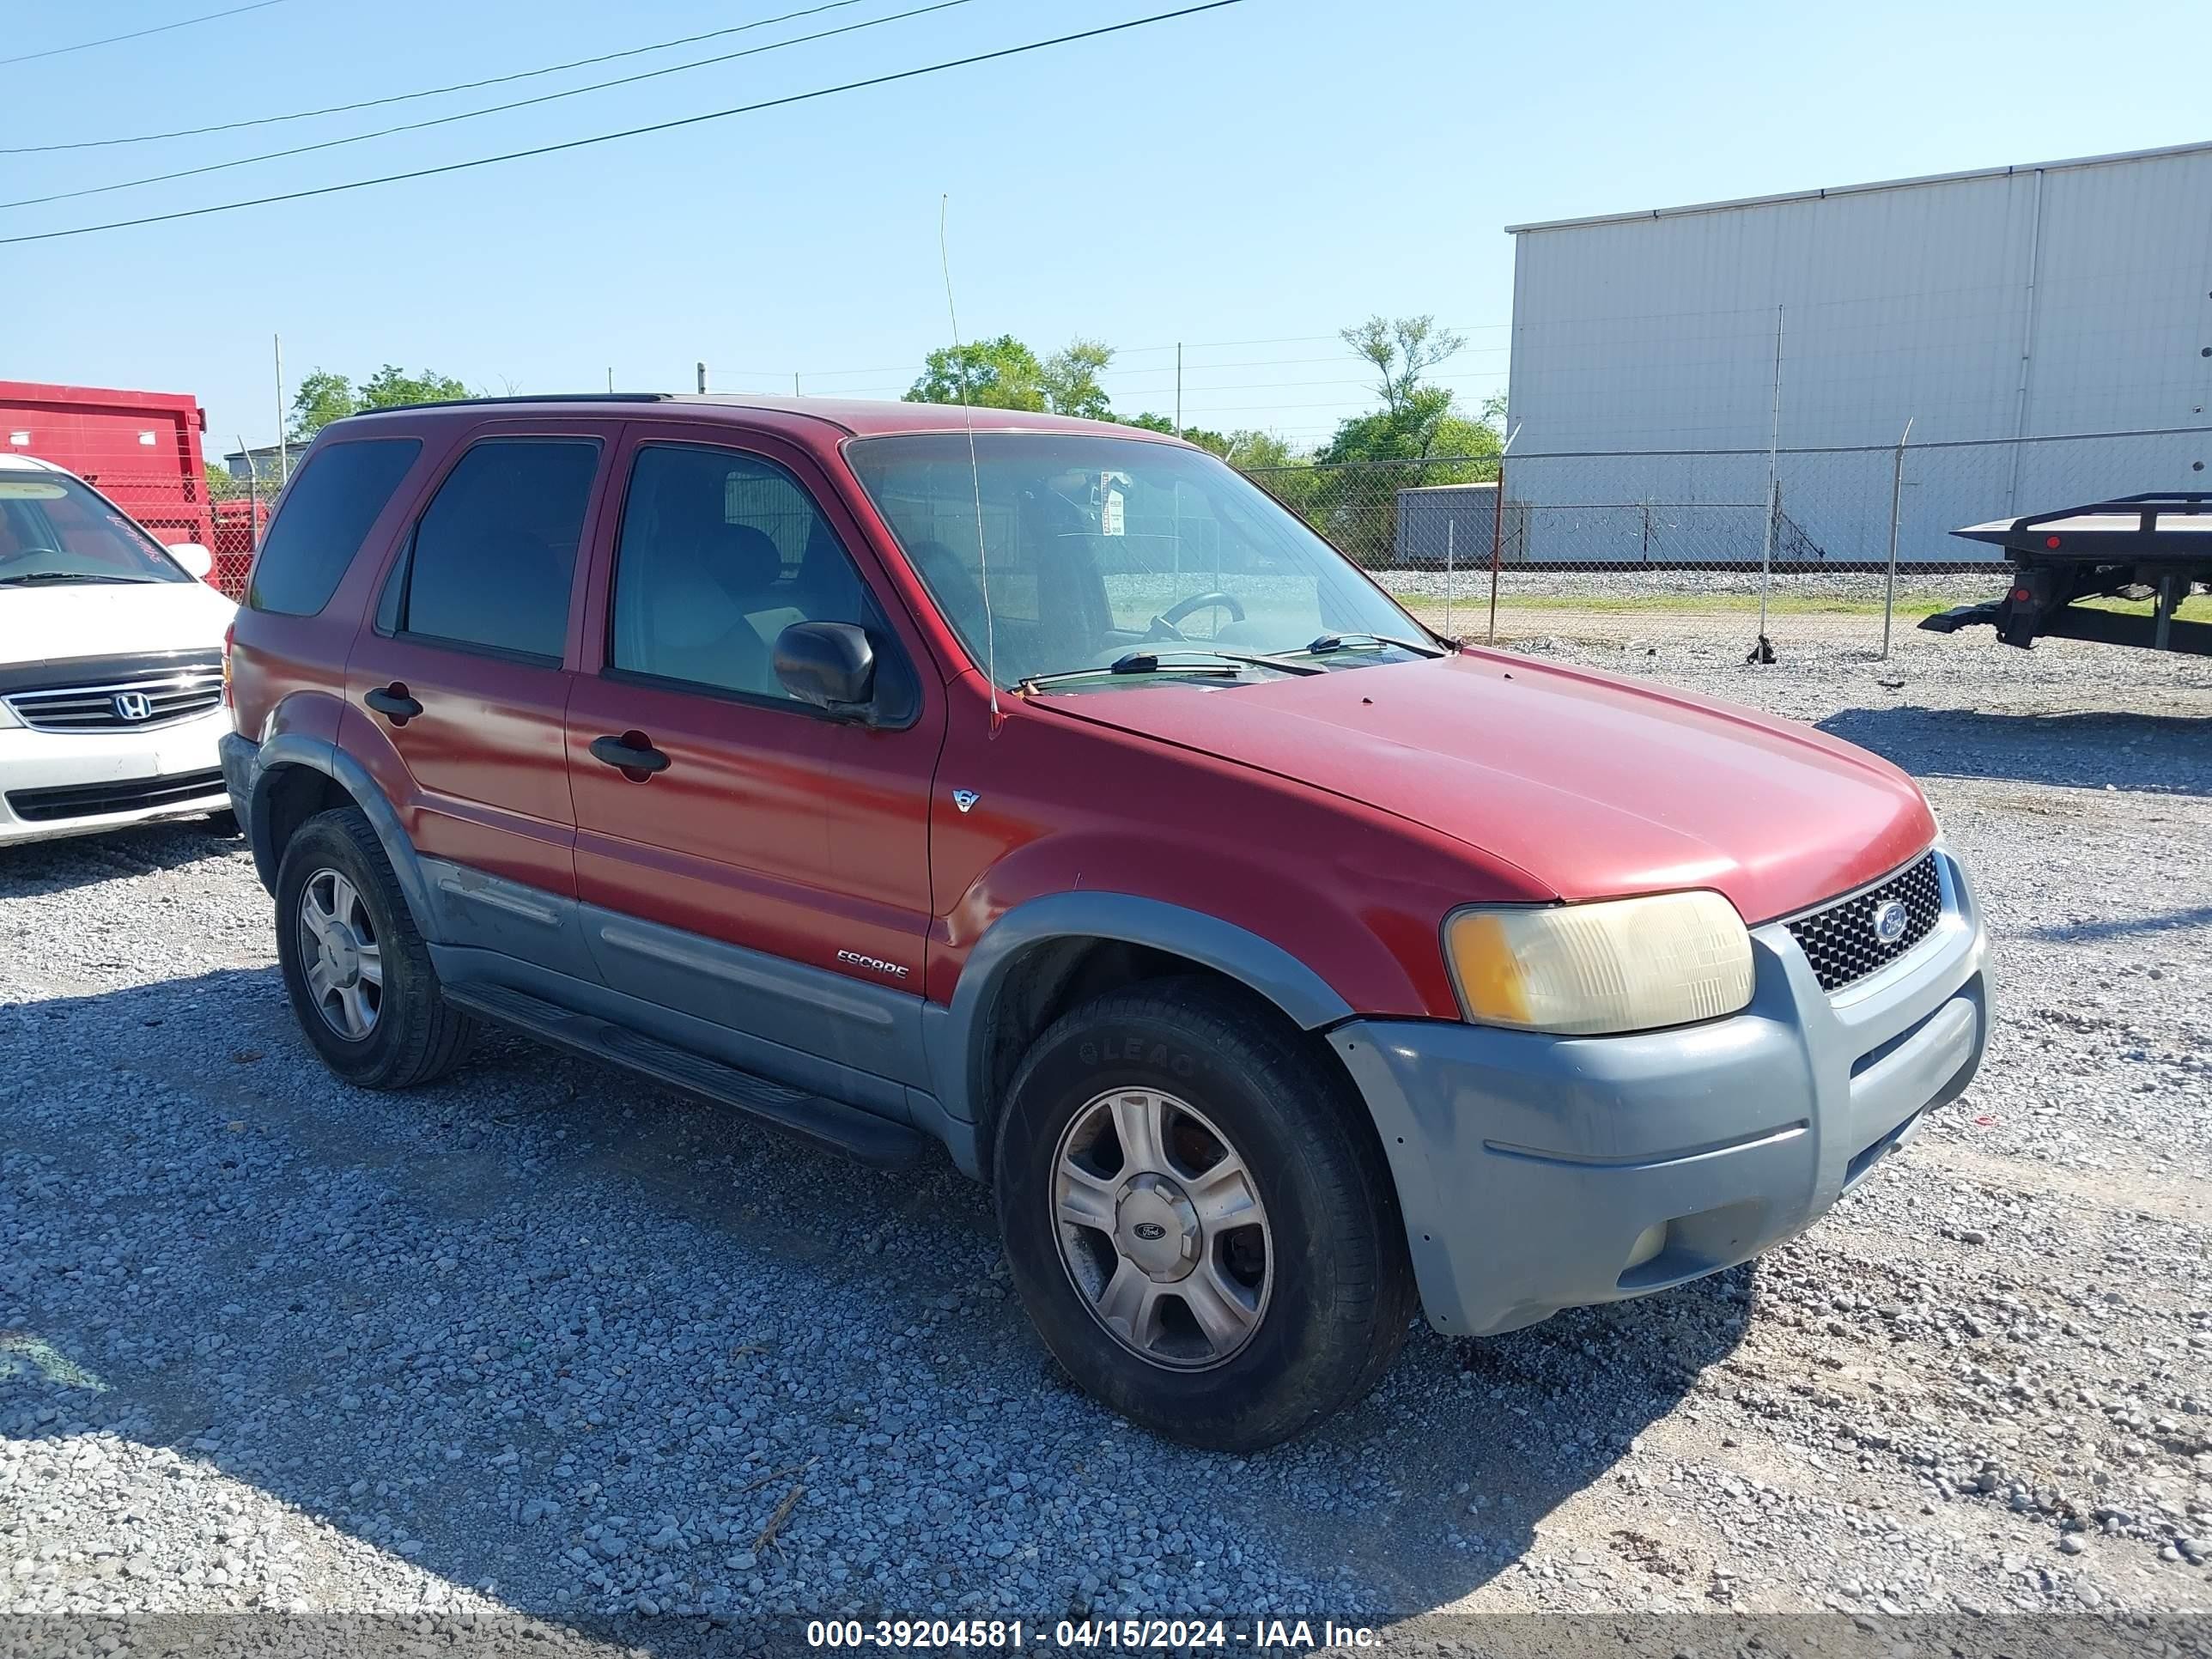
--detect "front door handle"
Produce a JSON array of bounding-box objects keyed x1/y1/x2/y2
[
  {"x1": 590, "y1": 732, "x2": 671, "y2": 778},
  {"x1": 363, "y1": 684, "x2": 422, "y2": 724}
]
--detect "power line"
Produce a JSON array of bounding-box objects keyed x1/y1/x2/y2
[
  {"x1": 0, "y1": 0, "x2": 873, "y2": 155},
  {"x1": 0, "y1": 0, "x2": 293, "y2": 68},
  {"x1": 0, "y1": 3, "x2": 1243, "y2": 247},
  {"x1": 0, "y1": 0, "x2": 976, "y2": 211}
]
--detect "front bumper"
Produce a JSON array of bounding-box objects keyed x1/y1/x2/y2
[
  {"x1": 0, "y1": 708, "x2": 232, "y2": 848},
  {"x1": 1332, "y1": 847, "x2": 1990, "y2": 1337}
]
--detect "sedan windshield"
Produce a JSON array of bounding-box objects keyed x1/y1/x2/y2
[
  {"x1": 0, "y1": 473, "x2": 192, "y2": 586},
  {"x1": 845, "y1": 433, "x2": 1431, "y2": 690}
]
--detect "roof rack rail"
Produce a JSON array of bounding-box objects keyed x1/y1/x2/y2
[{"x1": 344, "y1": 392, "x2": 678, "y2": 416}]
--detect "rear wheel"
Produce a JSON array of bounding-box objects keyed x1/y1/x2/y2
[
  {"x1": 274, "y1": 807, "x2": 475, "y2": 1089},
  {"x1": 994, "y1": 979, "x2": 1413, "y2": 1451}
]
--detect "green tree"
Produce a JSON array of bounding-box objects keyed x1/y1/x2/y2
[
  {"x1": 1110, "y1": 413, "x2": 1293, "y2": 465},
  {"x1": 1219, "y1": 430, "x2": 1300, "y2": 469},
  {"x1": 1319, "y1": 386, "x2": 1499, "y2": 472},
  {"x1": 1340, "y1": 313, "x2": 1467, "y2": 416},
  {"x1": 289, "y1": 368, "x2": 357, "y2": 441},
  {"x1": 359, "y1": 365, "x2": 471, "y2": 411},
  {"x1": 1041, "y1": 339, "x2": 1114, "y2": 421},
  {"x1": 289, "y1": 364, "x2": 475, "y2": 441},
  {"x1": 905, "y1": 336, "x2": 1048, "y2": 410},
  {"x1": 906, "y1": 335, "x2": 1123, "y2": 419},
  {"x1": 1278, "y1": 315, "x2": 1501, "y2": 567}
]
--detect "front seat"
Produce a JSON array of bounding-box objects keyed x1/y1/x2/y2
[{"x1": 623, "y1": 489, "x2": 776, "y2": 695}]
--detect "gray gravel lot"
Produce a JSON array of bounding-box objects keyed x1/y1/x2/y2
[{"x1": 4, "y1": 620, "x2": 2211, "y2": 1645}]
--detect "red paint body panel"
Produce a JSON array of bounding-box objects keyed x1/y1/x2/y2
[
  {"x1": 921, "y1": 671, "x2": 1540, "y2": 1020},
  {"x1": 343, "y1": 640, "x2": 580, "y2": 897},
  {"x1": 567, "y1": 673, "x2": 938, "y2": 980},
  {"x1": 230, "y1": 395, "x2": 1941, "y2": 1035},
  {"x1": 1026, "y1": 650, "x2": 1935, "y2": 927},
  {"x1": 562, "y1": 420, "x2": 947, "y2": 988}
]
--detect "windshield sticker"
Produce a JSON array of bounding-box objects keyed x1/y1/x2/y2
[{"x1": 0, "y1": 482, "x2": 66, "y2": 499}]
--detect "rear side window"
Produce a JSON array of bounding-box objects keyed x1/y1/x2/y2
[
  {"x1": 384, "y1": 439, "x2": 600, "y2": 662},
  {"x1": 246, "y1": 438, "x2": 421, "y2": 615}
]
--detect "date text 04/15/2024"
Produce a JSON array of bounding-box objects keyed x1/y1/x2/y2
[{"x1": 805, "y1": 1619, "x2": 1384, "y2": 1650}]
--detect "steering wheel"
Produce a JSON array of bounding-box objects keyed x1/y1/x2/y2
[
  {"x1": 0, "y1": 546, "x2": 64, "y2": 571},
  {"x1": 1144, "y1": 589, "x2": 1246, "y2": 643}
]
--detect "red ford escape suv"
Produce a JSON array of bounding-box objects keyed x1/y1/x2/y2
[{"x1": 222, "y1": 395, "x2": 1990, "y2": 1450}]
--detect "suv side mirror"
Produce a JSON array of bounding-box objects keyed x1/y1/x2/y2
[
  {"x1": 169, "y1": 541, "x2": 215, "y2": 580},
  {"x1": 774, "y1": 621, "x2": 878, "y2": 718}
]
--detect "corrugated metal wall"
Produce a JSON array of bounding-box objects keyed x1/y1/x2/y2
[{"x1": 1504, "y1": 145, "x2": 2212, "y2": 562}]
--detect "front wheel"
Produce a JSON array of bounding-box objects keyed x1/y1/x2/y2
[{"x1": 994, "y1": 980, "x2": 1413, "y2": 1451}]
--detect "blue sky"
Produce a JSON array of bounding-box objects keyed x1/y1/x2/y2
[{"x1": 3, "y1": 0, "x2": 2206, "y2": 454}]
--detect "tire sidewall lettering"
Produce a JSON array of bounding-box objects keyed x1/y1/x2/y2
[{"x1": 1074, "y1": 1036, "x2": 1198, "y2": 1079}]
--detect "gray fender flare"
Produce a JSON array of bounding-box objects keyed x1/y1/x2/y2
[
  {"x1": 922, "y1": 891, "x2": 1354, "y2": 1131},
  {"x1": 241, "y1": 733, "x2": 439, "y2": 939}
]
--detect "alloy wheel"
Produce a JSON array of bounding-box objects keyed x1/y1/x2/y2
[
  {"x1": 296, "y1": 867, "x2": 382, "y2": 1040},
  {"x1": 1050, "y1": 1088, "x2": 1272, "y2": 1370}
]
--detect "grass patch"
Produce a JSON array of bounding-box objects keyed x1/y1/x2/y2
[{"x1": 2074, "y1": 592, "x2": 2212, "y2": 620}]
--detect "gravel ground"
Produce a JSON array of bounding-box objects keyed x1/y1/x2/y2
[{"x1": 3, "y1": 619, "x2": 2210, "y2": 1650}]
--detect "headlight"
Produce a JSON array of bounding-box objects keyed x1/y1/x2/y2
[
  {"x1": 0, "y1": 699, "x2": 18, "y2": 729},
  {"x1": 1443, "y1": 890, "x2": 1754, "y2": 1035}
]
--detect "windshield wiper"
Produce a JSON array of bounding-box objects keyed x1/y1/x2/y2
[
  {"x1": 1018, "y1": 648, "x2": 1315, "y2": 692},
  {"x1": 1018, "y1": 653, "x2": 1242, "y2": 691},
  {"x1": 0, "y1": 571, "x2": 155, "y2": 586},
  {"x1": 1291, "y1": 630, "x2": 1448, "y2": 659}
]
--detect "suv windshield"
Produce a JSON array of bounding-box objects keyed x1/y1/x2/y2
[
  {"x1": 845, "y1": 433, "x2": 1431, "y2": 690},
  {"x1": 0, "y1": 472, "x2": 192, "y2": 586}
]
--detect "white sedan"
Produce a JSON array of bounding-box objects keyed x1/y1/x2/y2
[{"x1": 0, "y1": 453, "x2": 237, "y2": 848}]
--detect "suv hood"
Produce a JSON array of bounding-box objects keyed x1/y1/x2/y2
[
  {"x1": 1038, "y1": 651, "x2": 1935, "y2": 924},
  {"x1": 1, "y1": 578, "x2": 234, "y2": 667}
]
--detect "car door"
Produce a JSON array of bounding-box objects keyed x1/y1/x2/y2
[
  {"x1": 564, "y1": 426, "x2": 943, "y2": 1095},
  {"x1": 343, "y1": 423, "x2": 614, "y2": 970}
]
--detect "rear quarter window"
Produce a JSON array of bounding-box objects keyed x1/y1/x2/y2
[{"x1": 246, "y1": 437, "x2": 422, "y2": 616}]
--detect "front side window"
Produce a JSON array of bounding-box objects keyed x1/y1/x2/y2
[
  {"x1": 844, "y1": 434, "x2": 1428, "y2": 690},
  {"x1": 246, "y1": 438, "x2": 421, "y2": 615},
  {"x1": 610, "y1": 444, "x2": 872, "y2": 702},
  {"x1": 0, "y1": 471, "x2": 197, "y2": 589},
  {"x1": 386, "y1": 439, "x2": 600, "y2": 661}
]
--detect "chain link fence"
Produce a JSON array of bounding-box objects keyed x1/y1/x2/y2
[
  {"x1": 1240, "y1": 425, "x2": 2210, "y2": 659},
  {"x1": 67, "y1": 423, "x2": 2210, "y2": 642}
]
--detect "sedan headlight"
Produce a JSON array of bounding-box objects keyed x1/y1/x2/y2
[
  {"x1": 1443, "y1": 890, "x2": 1755, "y2": 1036},
  {"x1": 0, "y1": 698, "x2": 18, "y2": 729}
]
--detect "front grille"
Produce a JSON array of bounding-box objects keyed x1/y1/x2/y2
[
  {"x1": 3, "y1": 665, "x2": 223, "y2": 732},
  {"x1": 1784, "y1": 851, "x2": 1944, "y2": 994},
  {"x1": 6, "y1": 768, "x2": 227, "y2": 823}
]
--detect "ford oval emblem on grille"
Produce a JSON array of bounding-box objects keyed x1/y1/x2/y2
[
  {"x1": 1871, "y1": 899, "x2": 1910, "y2": 945},
  {"x1": 112, "y1": 691, "x2": 154, "y2": 721}
]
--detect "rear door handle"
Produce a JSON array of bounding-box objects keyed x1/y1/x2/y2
[
  {"x1": 590, "y1": 732, "x2": 671, "y2": 777},
  {"x1": 363, "y1": 684, "x2": 422, "y2": 724}
]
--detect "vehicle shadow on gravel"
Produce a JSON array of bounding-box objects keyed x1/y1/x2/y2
[
  {"x1": 3, "y1": 964, "x2": 1749, "y2": 1634},
  {"x1": 0, "y1": 816, "x2": 242, "y2": 895},
  {"x1": 1818, "y1": 705, "x2": 2212, "y2": 794},
  {"x1": 1288, "y1": 1267, "x2": 1753, "y2": 1613}
]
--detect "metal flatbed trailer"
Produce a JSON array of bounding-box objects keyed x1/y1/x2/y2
[{"x1": 1921, "y1": 491, "x2": 2211, "y2": 655}]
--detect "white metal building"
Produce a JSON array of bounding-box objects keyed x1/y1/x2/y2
[{"x1": 1499, "y1": 142, "x2": 2212, "y2": 564}]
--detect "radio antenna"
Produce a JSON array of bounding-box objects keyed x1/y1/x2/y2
[{"x1": 939, "y1": 191, "x2": 1000, "y2": 730}]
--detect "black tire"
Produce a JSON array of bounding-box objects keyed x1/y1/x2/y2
[
  {"x1": 273, "y1": 806, "x2": 476, "y2": 1089},
  {"x1": 994, "y1": 978, "x2": 1415, "y2": 1451}
]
